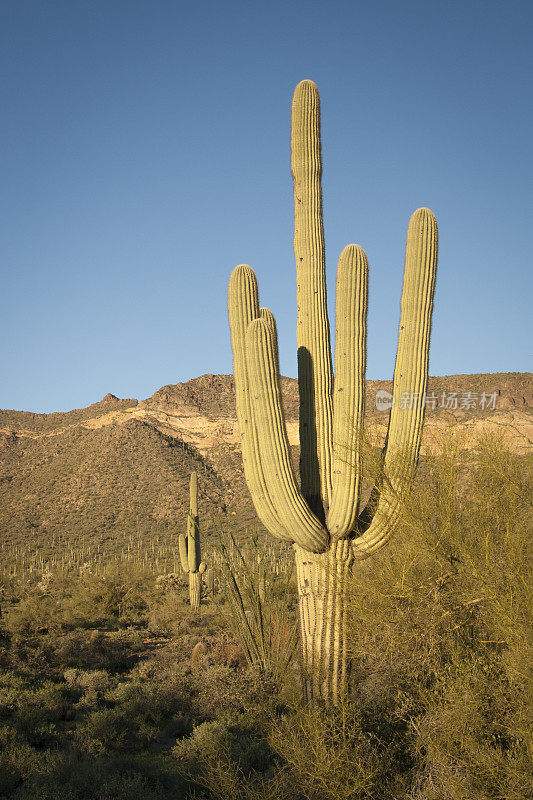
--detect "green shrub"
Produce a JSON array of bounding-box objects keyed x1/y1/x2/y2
[
  {"x1": 3, "y1": 595, "x2": 63, "y2": 637},
  {"x1": 342, "y1": 431, "x2": 533, "y2": 800},
  {"x1": 173, "y1": 713, "x2": 275, "y2": 781},
  {"x1": 146, "y1": 591, "x2": 183, "y2": 636},
  {"x1": 75, "y1": 707, "x2": 139, "y2": 756},
  {"x1": 59, "y1": 563, "x2": 155, "y2": 627},
  {"x1": 52, "y1": 628, "x2": 143, "y2": 671}
]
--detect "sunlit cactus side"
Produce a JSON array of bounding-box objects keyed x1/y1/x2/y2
[
  {"x1": 228, "y1": 79, "x2": 438, "y2": 705},
  {"x1": 179, "y1": 471, "x2": 206, "y2": 611}
]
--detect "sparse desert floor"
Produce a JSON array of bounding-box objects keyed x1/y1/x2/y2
[{"x1": 0, "y1": 432, "x2": 531, "y2": 800}]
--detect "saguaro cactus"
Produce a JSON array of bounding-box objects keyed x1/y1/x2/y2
[
  {"x1": 228, "y1": 80, "x2": 438, "y2": 705},
  {"x1": 203, "y1": 566, "x2": 216, "y2": 596},
  {"x1": 179, "y1": 471, "x2": 206, "y2": 611}
]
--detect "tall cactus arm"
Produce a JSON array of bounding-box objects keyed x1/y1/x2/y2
[
  {"x1": 179, "y1": 534, "x2": 190, "y2": 573},
  {"x1": 327, "y1": 245, "x2": 368, "y2": 538},
  {"x1": 187, "y1": 513, "x2": 200, "y2": 572},
  {"x1": 245, "y1": 317, "x2": 329, "y2": 553},
  {"x1": 187, "y1": 471, "x2": 201, "y2": 571},
  {"x1": 352, "y1": 208, "x2": 438, "y2": 557},
  {"x1": 189, "y1": 471, "x2": 198, "y2": 517},
  {"x1": 291, "y1": 79, "x2": 334, "y2": 518},
  {"x1": 259, "y1": 308, "x2": 279, "y2": 372},
  {"x1": 229, "y1": 265, "x2": 293, "y2": 541}
]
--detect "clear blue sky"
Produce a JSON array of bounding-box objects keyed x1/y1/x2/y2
[{"x1": 2, "y1": 0, "x2": 531, "y2": 412}]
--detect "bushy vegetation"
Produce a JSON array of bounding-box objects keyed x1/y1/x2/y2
[
  {"x1": 0, "y1": 434, "x2": 530, "y2": 799},
  {"x1": 343, "y1": 432, "x2": 533, "y2": 800},
  {"x1": 218, "y1": 534, "x2": 298, "y2": 683}
]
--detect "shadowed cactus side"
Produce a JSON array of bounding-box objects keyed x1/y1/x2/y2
[
  {"x1": 203, "y1": 566, "x2": 216, "y2": 596},
  {"x1": 228, "y1": 80, "x2": 438, "y2": 705},
  {"x1": 179, "y1": 472, "x2": 206, "y2": 611}
]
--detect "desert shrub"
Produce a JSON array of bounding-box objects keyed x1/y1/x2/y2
[
  {"x1": 105, "y1": 678, "x2": 195, "y2": 747},
  {"x1": 52, "y1": 627, "x2": 144, "y2": 671},
  {"x1": 0, "y1": 672, "x2": 71, "y2": 728},
  {"x1": 58, "y1": 563, "x2": 156, "y2": 627},
  {"x1": 146, "y1": 591, "x2": 182, "y2": 636},
  {"x1": 181, "y1": 605, "x2": 227, "y2": 637},
  {"x1": 266, "y1": 701, "x2": 405, "y2": 800},
  {"x1": 62, "y1": 668, "x2": 114, "y2": 712},
  {"x1": 0, "y1": 725, "x2": 65, "y2": 796},
  {"x1": 63, "y1": 667, "x2": 113, "y2": 694},
  {"x1": 3, "y1": 595, "x2": 63, "y2": 637},
  {"x1": 2, "y1": 751, "x2": 188, "y2": 800},
  {"x1": 342, "y1": 431, "x2": 533, "y2": 800},
  {"x1": 219, "y1": 534, "x2": 299, "y2": 684},
  {"x1": 12, "y1": 703, "x2": 60, "y2": 748},
  {"x1": 193, "y1": 664, "x2": 280, "y2": 722},
  {"x1": 172, "y1": 712, "x2": 276, "y2": 791},
  {"x1": 410, "y1": 664, "x2": 532, "y2": 800},
  {"x1": 2, "y1": 563, "x2": 160, "y2": 638},
  {"x1": 210, "y1": 637, "x2": 247, "y2": 669},
  {"x1": 0, "y1": 670, "x2": 28, "y2": 716},
  {"x1": 174, "y1": 716, "x2": 264, "y2": 770},
  {"x1": 175, "y1": 698, "x2": 409, "y2": 800},
  {"x1": 75, "y1": 707, "x2": 139, "y2": 756}
]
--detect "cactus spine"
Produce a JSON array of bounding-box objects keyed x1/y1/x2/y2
[
  {"x1": 228, "y1": 80, "x2": 438, "y2": 705},
  {"x1": 179, "y1": 471, "x2": 206, "y2": 611}
]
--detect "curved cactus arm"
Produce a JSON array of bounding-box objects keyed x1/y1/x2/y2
[
  {"x1": 291, "y1": 79, "x2": 334, "y2": 518},
  {"x1": 352, "y1": 208, "x2": 438, "y2": 558},
  {"x1": 259, "y1": 307, "x2": 279, "y2": 372},
  {"x1": 179, "y1": 534, "x2": 190, "y2": 573},
  {"x1": 245, "y1": 317, "x2": 329, "y2": 553},
  {"x1": 327, "y1": 245, "x2": 368, "y2": 538},
  {"x1": 229, "y1": 265, "x2": 293, "y2": 541}
]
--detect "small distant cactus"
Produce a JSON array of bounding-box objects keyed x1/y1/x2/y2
[
  {"x1": 228, "y1": 80, "x2": 438, "y2": 705},
  {"x1": 190, "y1": 640, "x2": 208, "y2": 671},
  {"x1": 203, "y1": 566, "x2": 215, "y2": 596},
  {"x1": 179, "y1": 472, "x2": 206, "y2": 611}
]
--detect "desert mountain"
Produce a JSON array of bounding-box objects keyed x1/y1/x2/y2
[{"x1": 0, "y1": 372, "x2": 531, "y2": 568}]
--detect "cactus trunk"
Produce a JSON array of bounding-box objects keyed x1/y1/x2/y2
[
  {"x1": 189, "y1": 570, "x2": 202, "y2": 612},
  {"x1": 295, "y1": 541, "x2": 353, "y2": 706},
  {"x1": 179, "y1": 471, "x2": 204, "y2": 612}
]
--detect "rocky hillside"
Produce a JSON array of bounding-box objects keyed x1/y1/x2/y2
[
  {"x1": 0, "y1": 372, "x2": 531, "y2": 567},
  {"x1": 132, "y1": 372, "x2": 532, "y2": 454}
]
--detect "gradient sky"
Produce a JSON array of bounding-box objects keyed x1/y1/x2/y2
[{"x1": 2, "y1": 0, "x2": 531, "y2": 413}]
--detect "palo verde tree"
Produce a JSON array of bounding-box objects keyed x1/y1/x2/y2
[{"x1": 228, "y1": 80, "x2": 438, "y2": 705}]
